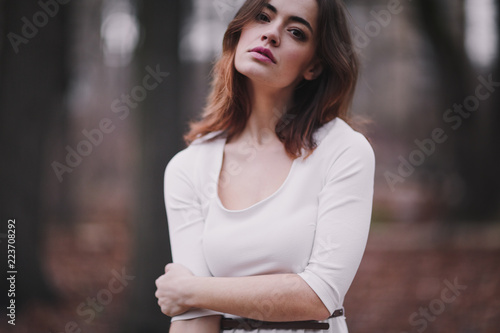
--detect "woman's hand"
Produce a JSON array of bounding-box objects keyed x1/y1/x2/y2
[{"x1": 155, "y1": 263, "x2": 195, "y2": 317}]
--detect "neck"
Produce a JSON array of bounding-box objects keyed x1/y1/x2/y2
[{"x1": 241, "y1": 81, "x2": 294, "y2": 145}]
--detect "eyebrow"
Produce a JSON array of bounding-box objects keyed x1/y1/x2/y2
[{"x1": 265, "y1": 3, "x2": 314, "y2": 34}]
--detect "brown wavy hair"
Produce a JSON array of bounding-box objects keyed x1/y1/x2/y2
[{"x1": 185, "y1": 0, "x2": 359, "y2": 157}]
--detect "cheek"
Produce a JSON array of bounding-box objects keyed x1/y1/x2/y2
[
  {"x1": 238, "y1": 24, "x2": 259, "y2": 48},
  {"x1": 235, "y1": 28, "x2": 253, "y2": 64},
  {"x1": 280, "y1": 46, "x2": 315, "y2": 74}
]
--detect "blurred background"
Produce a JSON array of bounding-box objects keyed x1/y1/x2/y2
[{"x1": 0, "y1": 0, "x2": 499, "y2": 332}]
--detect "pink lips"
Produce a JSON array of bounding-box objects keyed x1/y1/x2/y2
[{"x1": 249, "y1": 46, "x2": 276, "y2": 64}]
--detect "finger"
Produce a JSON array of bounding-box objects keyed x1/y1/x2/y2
[
  {"x1": 158, "y1": 299, "x2": 165, "y2": 308},
  {"x1": 162, "y1": 305, "x2": 172, "y2": 316},
  {"x1": 155, "y1": 277, "x2": 165, "y2": 289}
]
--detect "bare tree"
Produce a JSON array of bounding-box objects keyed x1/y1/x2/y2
[
  {"x1": 415, "y1": 0, "x2": 500, "y2": 221},
  {"x1": 0, "y1": 0, "x2": 70, "y2": 308},
  {"x1": 119, "y1": 0, "x2": 184, "y2": 331}
]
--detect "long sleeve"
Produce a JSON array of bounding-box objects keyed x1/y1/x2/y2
[
  {"x1": 298, "y1": 132, "x2": 375, "y2": 314},
  {"x1": 164, "y1": 148, "x2": 222, "y2": 321}
]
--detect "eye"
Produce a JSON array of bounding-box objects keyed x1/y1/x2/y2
[
  {"x1": 256, "y1": 12, "x2": 270, "y2": 22},
  {"x1": 290, "y1": 28, "x2": 306, "y2": 40}
]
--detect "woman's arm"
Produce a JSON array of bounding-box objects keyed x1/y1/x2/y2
[
  {"x1": 169, "y1": 315, "x2": 221, "y2": 333},
  {"x1": 156, "y1": 263, "x2": 330, "y2": 321},
  {"x1": 157, "y1": 132, "x2": 375, "y2": 322},
  {"x1": 160, "y1": 149, "x2": 222, "y2": 321}
]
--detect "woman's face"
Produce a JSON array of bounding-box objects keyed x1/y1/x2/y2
[{"x1": 234, "y1": 0, "x2": 321, "y2": 90}]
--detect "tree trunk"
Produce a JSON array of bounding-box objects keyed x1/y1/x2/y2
[
  {"x1": 415, "y1": 0, "x2": 499, "y2": 221},
  {"x1": 119, "y1": 0, "x2": 184, "y2": 331},
  {"x1": 0, "y1": 0, "x2": 69, "y2": 308}
]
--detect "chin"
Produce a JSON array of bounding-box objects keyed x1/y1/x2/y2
[
  {"x1": 236, "y1": 63, "x2": 264, "y2": 80},
  {"x1": 235, "y1": 60, "x2": 292, "y2": 89},
  {"x1": 239, "y1": 68, "x2": 273, "y2": 84}
]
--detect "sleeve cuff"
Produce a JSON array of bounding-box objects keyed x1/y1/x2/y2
[
  {"x1": 298, "y1": 270, "x2": 339, "y2": 315},
  {"x1": 171, "y1": 308, "x2": 223, "y2": 322}
]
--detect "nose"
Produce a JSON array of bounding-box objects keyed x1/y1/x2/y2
[{"x1": 261, "y1": 24, "x2": 280, "y2": 46}]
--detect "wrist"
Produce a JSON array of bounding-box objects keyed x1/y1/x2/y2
[{"x1": 184, "y1": 275, "x2": 202, "y2": 308}]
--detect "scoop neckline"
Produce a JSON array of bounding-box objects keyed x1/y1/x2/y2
[
  {"x1": 213, "y1": 118, "x2": 339, "y2": 213},
  {"x1": 214, "y1": 136, "x2": 298, "y2": 213}
]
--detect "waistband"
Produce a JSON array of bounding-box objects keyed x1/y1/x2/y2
[{"x1": 220, "y1": 308, "x2": 344, "y2": 331}]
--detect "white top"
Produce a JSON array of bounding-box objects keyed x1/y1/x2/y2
[{"x1": 164, "y1": 118, "x2": 375, "y2": 332}]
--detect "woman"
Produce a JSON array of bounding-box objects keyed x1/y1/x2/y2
[{"x1": 155, "y1": 0, "x2": 375, "y2": 332}]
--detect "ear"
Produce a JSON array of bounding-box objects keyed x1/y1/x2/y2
[{"x1": 303, "y1": 59, "x2": 323, "y2": 81}]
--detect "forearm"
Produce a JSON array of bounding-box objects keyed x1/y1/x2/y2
[
  {"x1": 186, "y1": 274, "x2": 330, "y2": 322},
  {"x1": 169, "y1": 315, "x2": 221, "y2": 333}
]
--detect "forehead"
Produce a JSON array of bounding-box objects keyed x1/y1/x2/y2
[{"x1": 266, "y1": 0, "x2": 318, "y2": 28}]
